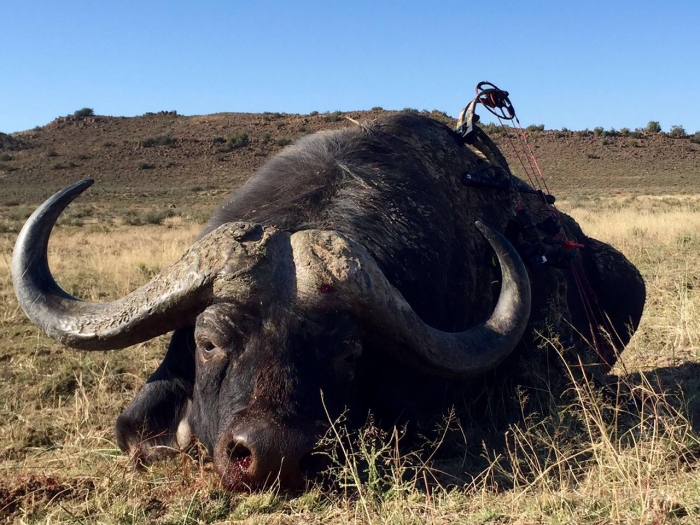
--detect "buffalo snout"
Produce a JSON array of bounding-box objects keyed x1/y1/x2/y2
[{"x1": 214, "y1": 420, "x2": 321, "y2": 491}]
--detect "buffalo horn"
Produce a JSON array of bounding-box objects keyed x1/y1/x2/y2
[
  {"x1": 290, "y1": 222, "x2": 531, "y2": 376},
  {"x1": 11, "y1": 180, "x2": 277, "y2": 350}
]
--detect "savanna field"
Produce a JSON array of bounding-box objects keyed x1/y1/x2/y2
[{"x1": 1, "y1": 111, "x2": 700, "y2": 523}]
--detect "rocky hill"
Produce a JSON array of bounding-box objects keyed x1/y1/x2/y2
[{"x1": 2, "y1": 109, "x2": 699, "y2": 210}]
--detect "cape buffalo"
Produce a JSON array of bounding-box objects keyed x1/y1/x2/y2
[{"x1": 13, "y1": 112, "x2": 645, "y2": 490}]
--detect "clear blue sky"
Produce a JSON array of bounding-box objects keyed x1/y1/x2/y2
[{"x1": 2, "y1": 1, "x2": 699, "y2": 134}]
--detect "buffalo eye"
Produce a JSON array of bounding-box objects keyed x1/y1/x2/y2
[
  {"x1": 200, "y1": 340, "x2": 216, "y2": 353},
  {"x1": 196, "y1": 335, "x2": 225, "y2": 360}
]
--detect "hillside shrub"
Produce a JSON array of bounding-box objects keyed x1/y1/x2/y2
[
  {"x1": 593, "y1": 127, "x2": 604, "y2": 136},
  {"x1": 122, "y1": 210, "x2": 142, "y2": 226},
  {"x1": 371, "y1": 106, "x2": 384, "y2": 111},
  {"x1": 309, "y1": 111, "x2": 319, "y2": 116},
  {"x1": 51, "y1": 161, "x2": 77, "y2": 170},
  {"x1": 73, "y1": 108, "x2": 94, "y2": 117},
  {"x1": 140, "y1": 135, "x2": 176, "y2": 148},
  {"x1": 156, "y1": 134, "x2": 176, "y2": 146},
  {"x1": 0, "y1": 153, "x2": 12, "y2": 161},
  {"x1": 143, "y1": 209, "x2": 175, "y2": 225},
  {"x1": 276, "y1": 138, "x2": 292, "y2": 147},
  {"x1": 668, "y1": 125, "x2": 686, "y2": 138},
  {"x1": 690, "y1": 132, "x2": 700, "y2": 144},
  {"x1": 222, "y1": 133, "x2": 249, "y2": 151},
  {"x1": 526, "y1": 124, "x2": 545, "y2": 132},
  {"x1": 646, "y1": 121, "x2": 661, "y2": 133},
  {"x1": 144, "y1": 110, "x2": 178, "y2": 117},
  {"x1": 481, "y1": 122, "x2": 502, "y2": 134},
  {"x1": 619, "y1": 127, "x2": 630, "y2": 136},
  {"x1": 323, "y1": 111, "x2": 343, "y2": 122},
  {"x1": 262, "y1": 112, "x2": 283, "y2": 121}
]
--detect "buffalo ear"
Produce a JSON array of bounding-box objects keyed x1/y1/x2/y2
[{"x1": 115, "y1": 327, "x2": 195, "y2": 462}]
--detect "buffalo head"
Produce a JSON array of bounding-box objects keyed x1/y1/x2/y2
[{"x1": 13, "y1": 178, "x2": 531, "y2": 490}]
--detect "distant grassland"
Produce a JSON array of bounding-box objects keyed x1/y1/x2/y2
[{"x1": 1, "y1": 195, "x2": 700, "y2": 523}]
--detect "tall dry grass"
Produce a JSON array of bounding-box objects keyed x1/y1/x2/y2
[
  {"x1": 563, "y1": 198, "x2": 700, "y2": 372},
  {"x1": 1, "y1": 200, "x2": 699, "y2": 524},
  {"x1": 562, "y1": 195, "x2": 700, "y2": 254},
  {"x1": 44, "y1": 223, "x2": 200, "y2": 299}
]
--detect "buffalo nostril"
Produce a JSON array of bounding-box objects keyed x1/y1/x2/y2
[
  {"x1": 226, "y1": 441, "x2": 253, "y2": 469},
  {"x1": 218, "y1": 440, "x2": 254, "y2": 490},
  {"x1": 227, "y1": 441, "x2": 252, "y2": 461},
  {"x1": 215, "y1": 422, "x2": 319, "y2": 491}
]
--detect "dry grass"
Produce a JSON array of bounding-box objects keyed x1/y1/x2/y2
[
  {"x1": 43, "y1": 223, "x2": 200, "y2": 300},
  {"x1": 1, "y1": 199, "x2": 700, "y2": 524},
  {"x1": 561, "y1": 197, "x2": 700, "y2": 373}
]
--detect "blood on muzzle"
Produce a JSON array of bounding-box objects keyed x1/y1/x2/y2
[{"x1": 214, "y1": 421, "x2": 319, "y2": 491}]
